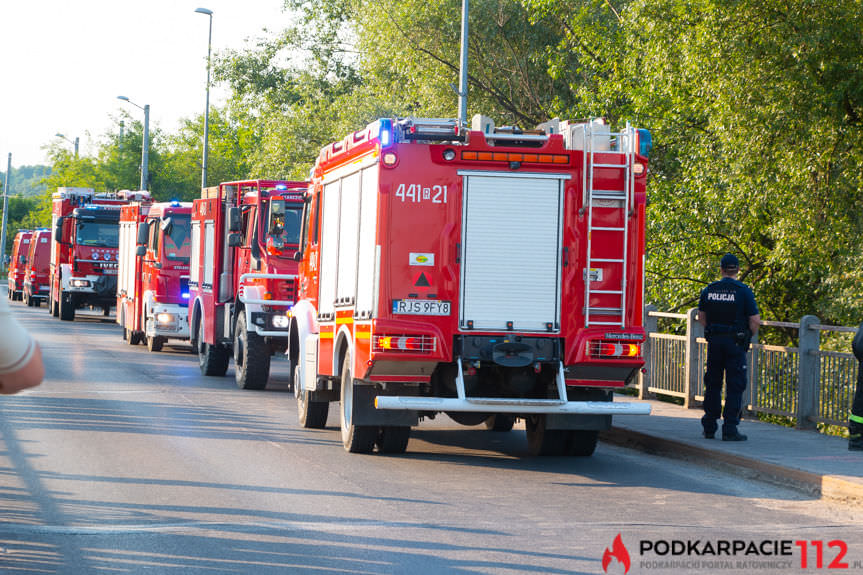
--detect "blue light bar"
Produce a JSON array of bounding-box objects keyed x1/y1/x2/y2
[
  {"x1": 275, "y1": 184, "x2": 288, "y2": 191},
  {"x1": 637, "y1": 129, "x2": 652, "y2": 158},
  {"x1": 378, "y1": 119, "x2": 394, "y2": 148},
  {"x1": 181, "y1": 292, "x2": 190, "y2": 300}
]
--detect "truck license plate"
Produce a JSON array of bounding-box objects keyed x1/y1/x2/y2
[{"x1": 392, "y1": 299, "x2": 450, "y2": 316}]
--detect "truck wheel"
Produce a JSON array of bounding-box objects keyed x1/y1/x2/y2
[
  {"x1": 484, "y1": 414, "x2": 515, "y2": 432},
  {"x1": 25, "y1": 292, "x2": 34, "y2": 307},
  {"x1": 147, "y1": 335, "x2": 164, "y2": 352},
  {"x1": 525, "y1": 415, "x2": 568, "y2": 456},
  {"x1": 567, "y1": 430, "x2": 599, "y2": 457},
  {"x1": 197, "y1": 320, "x2": 228, "y2": 376},
  {"x1": 59, "y1": 290, "x2": 75, "y2": 321},
  {"x1": 376, "y1": 426, "x2": 410, "y2": 454},
  {"x1": 234, "y1": 312, "x2": 271, "y2": 390},
  {"x1": 50, "y1": 287, "x2": 59, "y2": 317},
  {"x1": 340, "y1": 353, "x2": 377, "y2": 453},
  {"x1": 297, "y1": 363, "x2": 328, "y2": 428}
]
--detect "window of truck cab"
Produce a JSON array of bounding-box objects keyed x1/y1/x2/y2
[
  {"x1": 161, "y1": 214, "x2": 191, "y2": 262},
  {"x1": 76, "y1": 220, "x2": 119, "y2": 248}
]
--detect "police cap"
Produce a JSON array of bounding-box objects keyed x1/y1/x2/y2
[{"x1": 720, "y1": 253, "x2": 739, "y2": 270}]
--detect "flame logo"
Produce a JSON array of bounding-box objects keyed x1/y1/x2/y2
[{"x1": 602, "y1": 533, "x2": 631, "y2": 574}]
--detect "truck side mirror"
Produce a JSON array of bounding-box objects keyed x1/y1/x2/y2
[
  {"x1": 54, "y1": 217, "x2": 64, "y2": 243},
  {"x1": 228, "y1": 207, "x2": 241, "y2": 232},
  {"x1": 136, "y1": 222, "x2": 149, "y2": 245},
  {"x1": 251, "y1": 238, "x2": 261, "y2": 260},
  {"x1": 293, "y1": 251, "x2": 303, "y2": 262},
  {"x1": 227, "y1": 232, "x2": 242, "y2": 247},
  {"x1": 135, "y1": 245, "x2": 147, "y2": 257},
  {"x1": 160, "y1": 217, "x2": 173, "y2": 236}
]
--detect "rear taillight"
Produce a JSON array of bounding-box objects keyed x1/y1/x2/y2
[
  {"x1": 373, "y1": 335, "x2": 437, "y2": 353},
  {"x1": 588, "y1": 340, "x2": 641, "y2": 359}
]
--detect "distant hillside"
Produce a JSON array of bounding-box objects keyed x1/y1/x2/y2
[{"x1": 0, "y1": 165, "x2": 51, "y2": 197}]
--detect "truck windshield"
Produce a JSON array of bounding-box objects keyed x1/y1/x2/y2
[
  {"x1": 76, "y1": 221, "x2": 119, "y2": 247},
  {"x1": 266, "y1": 199, "x2": 302, "y2": 255},
  {"x1": 162, "y1": 214, "x2": 191, "y2": 262}
]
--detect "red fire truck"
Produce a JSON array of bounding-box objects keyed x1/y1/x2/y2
[
  {"x1": 23, "y1": 229, "x2": 51, "y2": 307},
  {"x1": 49, "y1": 188, "x2": 150, "y2": 321},
  {"x1": 189, "y1": 180, "x2": 306, "y2": 389},
  {"x1": 288, "y1": 116, "x2": 653, "y2": 455},
  {"x1": 6, "y1": 230, "x2": 32, "y2": 301},
  {"x1": 118, "y1": 201, "x2": 193, "y2": 352}
]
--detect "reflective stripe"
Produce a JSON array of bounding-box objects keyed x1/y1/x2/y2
[{"x1": 850, "y1": 414, "x2": 863, "y2": 424}]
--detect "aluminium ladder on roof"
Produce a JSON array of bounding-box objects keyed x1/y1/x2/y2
[{"x1": 582, "y1": 122, "x2": 636, "y2": 328}]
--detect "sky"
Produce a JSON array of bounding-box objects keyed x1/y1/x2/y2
[{"x1": 0, "y1": 0, "x2": 295, "y2": 169}]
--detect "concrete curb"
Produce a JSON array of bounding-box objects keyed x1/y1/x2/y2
[{"x1": 600, "y1": 426, "x2": 863, "y2": 504}]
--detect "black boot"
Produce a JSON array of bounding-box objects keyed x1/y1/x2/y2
[{"x1": 850, "y1": 421, "x2": 863, "y2": 452}]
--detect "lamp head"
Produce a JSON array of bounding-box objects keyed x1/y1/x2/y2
[{"x1": 195, "y1": 7, "x2": 213, "y2": 15}]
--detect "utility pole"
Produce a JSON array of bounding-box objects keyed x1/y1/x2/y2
[
  {"x1": 457, "y1": 0, "x2": 470, "y2": 129},
  {"x1": 0, "y1": 153, "x2": 11, "y2": 273}
]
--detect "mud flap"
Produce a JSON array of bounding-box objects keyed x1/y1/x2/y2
[{"x1": 352, "y1": 384, "x2": 418, "y2": 427}]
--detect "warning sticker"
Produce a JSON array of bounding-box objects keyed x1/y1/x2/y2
[{"x1": 409, "y1": 253, "x2": 435, "y2": 266}]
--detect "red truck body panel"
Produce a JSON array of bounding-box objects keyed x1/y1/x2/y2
[{"x1": 23, "y1": 229, "x2": 51, "y2": 304}]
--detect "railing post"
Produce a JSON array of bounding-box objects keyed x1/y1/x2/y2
[
  {"x1": 796, "y1": 315, "x2": 820, "y2": 430},
  {"x1": 684, "y1": 307, "x2": 703, "y2": 409},
  {"x1": 747, "y1": 330, "x2": 759, "y2": 414},
  {"x1": 639, "y1": 304, "x2": 657, "y2": 400}
]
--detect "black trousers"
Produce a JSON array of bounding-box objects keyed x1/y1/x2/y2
[
  {"x1": 702, "y1": 335, "x2": 747, "y2": 434},
  {"x1": 852, "y1": 322, "x2": 863, "y2": 431}
]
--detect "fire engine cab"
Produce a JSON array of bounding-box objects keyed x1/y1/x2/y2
[
  {"x1": 49, "y1": 187, "x2": 149, "y2": 321},
  {"x1": 289, "y1": 115, "x2": 653, "y2": 455},
  {"x1": 118, "y1": 200, "x2": 193, "y2": 351},
  {"x1": 189, "y1": 180, "x2": 306, "y2": 389}
]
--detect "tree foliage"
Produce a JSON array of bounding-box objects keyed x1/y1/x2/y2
[{"x1": 15, "y1": 0, "x2": 863, "y2": 326}]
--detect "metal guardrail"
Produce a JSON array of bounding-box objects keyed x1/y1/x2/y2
[{"x1": 640, "y1": 305, "x2": 859, "y2": 431}]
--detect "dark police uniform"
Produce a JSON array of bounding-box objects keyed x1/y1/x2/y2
[
  {"x1": 850, "y1": 322, "x2": 863, "y2": 451},
  {"x1": 698, "y1": 276, "x2": 759, "y2": 439}
]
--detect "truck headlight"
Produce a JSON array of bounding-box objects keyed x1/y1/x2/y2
[
  {"x1": 156, "y1": 313, "x2": 176, "y2": 325},
  {"x1": 272, "y1": 315, "x2": 290, "y2": 329},
  {"x1": 70, "y1": 279, "x2": 91, "y2": 288}
]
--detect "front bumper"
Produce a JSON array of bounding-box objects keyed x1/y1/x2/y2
[{"x1": 147, "y1": 304, "x2": 190, "y2": 339}]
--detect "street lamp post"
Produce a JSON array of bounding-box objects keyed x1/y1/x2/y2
[
  {"x1": 195, "y1": 7, "x2": 213, "y2": 189},
  {"x1": 55, "y1": 133, "x2": 79, "y2": 158},
  {"x1": 117, "y1": 96, "x2": 149, "y2": 191},
  {"x1": 0, "y1": 154, "x2": 10, "y2": 273}
]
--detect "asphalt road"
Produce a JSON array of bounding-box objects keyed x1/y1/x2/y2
[{"x1": 2, "y1": 296, "x2": 862, "y2": 574}]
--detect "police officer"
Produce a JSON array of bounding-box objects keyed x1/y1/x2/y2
[
  {"x1": 850, "y1": 322, "x2": 863, "y2": 451},
  {"x1": 697, "y1": 253, "x2": 760, "y2": 441}
]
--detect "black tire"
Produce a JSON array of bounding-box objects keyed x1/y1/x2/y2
[
  {"x1": 340, "y1": 353, "x2": 377, "y2": 453},
  {"x1": 567, "y1": 430, "x2": 599, "y2": 457},
  {"x1": 376, "y1": 426, "x2": 411, "y2": 454},
  {"x1": 234, "y1": 312, "x2": 271, "y2": 390},
  {"x1": 525, "y1": 415, "x2": 569, "y2": 456},
  {"x1": 59, "y1": 289, "x2": 75, "y2": 321},
  {"x1": 25, "y1": 292, "x2": 34, "y2": 307},
  {"x1": 50, "y1": 287, "x2": 59, "y2": 317},
  {"x1": 103, "y1": 306, "x2": 111, "y2": 317},
  {"x1": 297, "y1": 363, "x2": 328, "y2": 428},
  {"x1": 147, "y1": 335, "x2": 164, "y2": 352},
  {"x1": 484, "y1": 414, "x2": 515, "y2": 432},
  {"x1": 197, "y1": 318, "x2": 229, "y2": 376}
]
